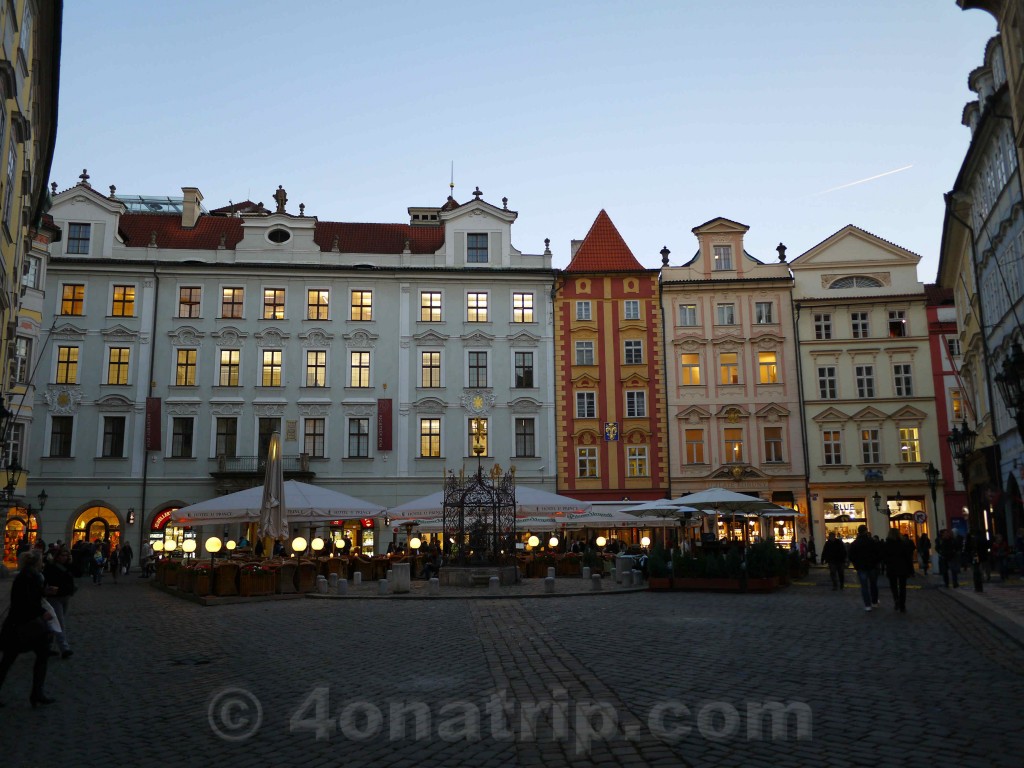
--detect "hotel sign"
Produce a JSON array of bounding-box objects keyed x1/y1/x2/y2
[{"x1": 377, "y1": 399, "x2": 393, "y2": 451}]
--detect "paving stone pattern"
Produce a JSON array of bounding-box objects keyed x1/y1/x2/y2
[{"x1": 0, "y1": 569, "x2": 1021, "y2": 767}]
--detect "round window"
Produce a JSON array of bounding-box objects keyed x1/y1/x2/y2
[{"x1": 268, "y1": 228, "x2": 291, "y2": 244}]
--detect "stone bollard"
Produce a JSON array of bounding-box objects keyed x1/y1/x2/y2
[
  {"x1": 353, "y1": 571, "x2": 362, "y2": 586},
  {"x1": 378, "y1": 579, "x2": 390, "y2": 596},
  {"x1": 544, "y1": 576, "x2": 555, "y2": 594},
  {"x1": 336, "y1": 579, "x2": 348, "y2": 596},
  {"x1": 547, "y1": 566, "x2": 556, "y2": 579},
  {"x1": 488, "y1": 576, "x2": 500, "y2": 595},
  {"x1": 611, "y1": 567, "x2": 618, "y2": 584},
  {"x1": 328, "y1": 573, "x2": 339, "y2": 590},
  {"x1": 316, "y1": 576, "x2": 329, "y2": 594},
  {"x1": 633, "y1": 570, "x2": 643, "y2": 587},
  {"x1": 582, "y1": 566, "x2": 591, "y2": 580},
  {"x1": 591, "y1": 573, "x2": 602, "y2": 591},
  {"x1": 391, "y1": 562, "x2": 411, "y2": 594},
  {"x1": 428, "y1": 577, "x2": 440, "y2": 596},
  {"x1": 386, "y1": 569, "x2": 394, "y2": 583}
]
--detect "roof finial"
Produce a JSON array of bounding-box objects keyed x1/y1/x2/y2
[
  {"x1": 50, "y1": 182, "x2": 57, "y2": 195},
  {"x1": 544, "y1": 238, "x2": 551, "y2": 256},
  {"x1": 299, "y1": 203, "x2": 305, "y2": 217},
  {"x1": 274, "y1": 185, "x2": 287, "y2": 214},
  {"x1": 449, "y1": 161, "x2": 455, "y2": 196},
  {"x1": 776, "y1": 242, "x2": 787, "y2": 262},
  {"x1": 149, "y1": 231, "x2": 157, "y2": 247},
  {"x1": 109, "y1": 184, "x2": 117, "y2": 199},
  {"x1": 331, "y1": 234, "x2": 340, "y2": 252},
  {"x1": 473, "y1": 186, "x2": 482, "y2": 199},
  {"x1": 660, "y1": 246, "x2": 671, "y2": 267},
  {"x1": 79, "y1": 169, "x2": 90, "y2": 187},
  {"x1": 502, "y1": 196, "x2": 508, "y2": 210}
]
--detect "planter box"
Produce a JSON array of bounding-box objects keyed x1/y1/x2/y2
[
  {"x1": 556, "y1": 558, "x2": 582, "y2": 577},
  {"x1": 649, "y1": 576, "x2": 780, "y2": 592},
  {"x1": 239, "y1": 571, "x2": 274, "y2": 597},
  {"x1": 193, "y1": 570, "x2": 212, "y2": 596},
  {"x1": 214, "y1": 563, "x2": 240, "y2": 596},
  {"x1": 276, "y1": 562, "x2": 298, "y2": 594},
  {"x1": 177, "y1": 566, "x2": 194, "y2": 592},
  {"x1": 296, "y1": 562, "x2": 318, "y2": 593}
]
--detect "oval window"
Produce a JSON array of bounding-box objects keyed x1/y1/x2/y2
[{"x1": 268, "y1": 228, "x2": 291, "y2": 244}]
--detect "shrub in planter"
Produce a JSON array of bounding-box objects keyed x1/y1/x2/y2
[{"x1": 648, "y1": 543, "x2": 670, "y2": 578}]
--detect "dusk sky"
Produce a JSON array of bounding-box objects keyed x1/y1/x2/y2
[{"x1": 51, "y1": 2, "x2": 996, "y2": 280}]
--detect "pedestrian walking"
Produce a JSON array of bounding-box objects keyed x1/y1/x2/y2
[
  {"x1": 848, "y1": 525, "x2": 880, "y2": 611},
  {"x1": 91, "y1": 542, "x2": 106, "y2": 585},
  {"x1": 916, "y1": 533, "x2": 932, "y2": 575},
  {"x1": 108, "y1": 545, "x2": 120, "y2": 583},
  {"x1": 821, "y1": 532, "x2": 847, "y2": 590},
  {"x1": 883, "y1": 528, "x2": 915, "y2": 613},
  {"x1": 120, "y1": 541, "x2": 133, "y2": 575},
  {"x1": 938, "y1": 529, "x2": 960, "y2": 588},
  {"x1": 0, "y1": 549, "x2": 57, "y2": 707},
  {"x1": 43, "y1": 547, "x2": 75, "y2": 658}
]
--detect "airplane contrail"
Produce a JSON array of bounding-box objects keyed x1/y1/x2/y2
[{"x1": 815, "y1": 164, "x2": 913, "y2": 196}]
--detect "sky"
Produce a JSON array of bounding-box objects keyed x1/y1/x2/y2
[{"x1": 50, "y1": 1, "x2": 997, "y2": 281}]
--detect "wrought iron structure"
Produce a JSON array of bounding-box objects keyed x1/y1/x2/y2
[{"x1": 441, "y1": 460, "x2": 517, "y2": 567}]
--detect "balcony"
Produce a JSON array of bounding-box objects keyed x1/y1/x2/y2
[{"x1": 210, "y1": 454, "x2": 315, "y2": 492}]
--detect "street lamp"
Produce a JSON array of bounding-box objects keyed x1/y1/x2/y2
[
  {"x1": 947, "y1": 419, "x2": 983, "y2": 593},
  {"x1": 994, "y1": 342, "x2": 1024, "y2": 439},
  {"x1": 925, "y1": 462, "x2": 941, "y2": 536},
  {"x1": 872, "y1": 491, "x2": 881, "y2": 518}
]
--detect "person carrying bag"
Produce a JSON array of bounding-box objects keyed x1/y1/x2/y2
[{"x1": 0, "y1": 549, "x2": 57, "y2": 708}]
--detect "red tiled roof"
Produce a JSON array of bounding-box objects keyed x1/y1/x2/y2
[
  {"x1": 209, "y1": 200, "x2": 264, "y2": 215},
  {"x1": 924, "y1": 284, "x2": 954, "y2": 305},
  {"x1": 565, "y1": 210, "x2": 644, "y2": 273},
  {"x1": 440, "y1": 196, "x2": 460, "y2": 212},
  {"x1": 314, "y1": 222, "x2": 444, "y2": 254}
]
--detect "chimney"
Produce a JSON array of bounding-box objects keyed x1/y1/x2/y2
[
  {"x1": 181, "y1": 187, "x2": 203, "y2": 228},
  {"x1": 570, "y1": 239, "x2": 583, "y2": 258}
]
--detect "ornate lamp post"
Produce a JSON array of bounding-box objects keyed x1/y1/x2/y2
[
  {"x1": 947, "y1": 420, "x2": 983, "y2": 593},
  {"x1": 872, "y1": 491, "x2": 881, "y2": 524},
  {"x1": 924, "y1": 462, "x2": 940, "y2": 536},
  {"x1": 994, "y1": 342, "x2": 1024, "y2": 439}
]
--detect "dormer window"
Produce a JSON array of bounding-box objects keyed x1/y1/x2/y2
[
  {"x1": 467, "y1": 233, "x2": 488, "y2": 263},
  {"x1": 712, "y1": 245, "x2": 733, "y2": 270},
  {"x1": 267, "y1": 228, "x2": 291, "y2": 244},
  {"x1": 68, "y1": 223, "x2": 91, "y2": 254}
]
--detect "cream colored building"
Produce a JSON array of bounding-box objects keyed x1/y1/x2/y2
[{"x1": 791, "y1": 226, "x2": 942, "y2": 544}]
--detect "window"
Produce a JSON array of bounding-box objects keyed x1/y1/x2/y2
[
  {"x1": 178, "y1": 287, "x2": 201, "y2": 318},
  {"x1": 350, "y1": 290, "x2": 373, "y2": 321},
  {"x1": 624, "y1": 340, "x2": 643, "y2": 365},
  {"x1": 5, "y1": 422, "x2": 24, "y2": 468},
  {"x1": 304, "y1": 418, "x2": 326, "y2": 458},
  {"x1": 817, "y1": 366, "x2": 837, "y2": 399},
  {"x1": 830, "y1": 275, "x2": 882, "y2": 289},
  {"x1": 420, "y1": 291, "x2": 442, "y2": 322},
  {"x1": 893, "y1": 364, "x2": 914, "y2": 397},
  {"x1": 758, "y1": 351, "x2": 778, "y2": 384},
  {"x1": 577, "y1": 447, "x2": 598, "y2": 478},
  {"x1": 467, "y1": 292, "x2": 488, "y2": 322},
  {"x1": 348, "y1": 418, "x2": 370, "y2": 458},
  {"x1": 12, "y1": 337, "x2": 30, "y2": 384},
  {"x1": 261, "y1": 350, "x2": 282, "y2": 387},
  {"x1": 175, "y1": 349, "x2": 197, "y2": 386},
  {"x1": 951, "y1": 390, "x2": 963, "y2": 421},
  {"x1": 67, "y1": 223, "x2": 91, "y2": 255},
  {"x1": 307, "y1": 289, "x2": 330, "y2": 320},
  {"x1": 258, "y1": 418, "x2": 281, "y2": 459},
  {"x1": 764, "y1": 427, "x2": 784, "y2": 463},
  {"x1": 305, "y1": 350, "x2": 327, "y2": 387},
  {"x1": 899, "y1": 427, "x2": 921, "y2": 463},
  {"x1": 263, "y1": 289, "x2": 286, "y2": 320},
  {"x1": 861, "y1": 429, "x2": 881, "y2": 464},
  {"x1": 855, "y1": 365, "x2": 874, "y2": 398},
  {"x1": 22, "y1": 255, "x2": 40, "y2": 289},
  {"x1": 814, "y1": 313, "x2": 832, "y2": 340},
  {"x1": 680, "y1": 353, "x2": 702, "y2": 385},
  {"x1": 18, "y1": 2, "x2": 32, "y2": 60},
  {"x1": 947, "y1": 337, "x2": 961, "y2": 358},
  {"x1": 2, "y1": 144, "x2": 14, "y2": 226},
  {"x1": 218, "y1": 350, "x2": 240, "y2": 387},
  {"x1": 55, "y1": 346, "x2": 79, "y2": 384},
  {"x1": 420, "y1": 351, "x2": 441, "y2": 388},
  {"x1": 712, "y1": 244, "x2": 733, "y2": 270},
  {"x1": 215, "y1": 417, "x2": 237, "y2": 458},
  {"x1": 724, "y1": 428, "x2": 744, "y2": 462},
  {"x1": 576, "y1": 391, "x2": 596, "y2": 419},
  {"x1": 467, "y1": 233, "x2": 488, "y2": 263},
  {"x1": 851, "y1": 312, "x2": 869, "y2": 339},
  {"x1": 720, "y1": 352, "x2": 739, "y2": 385},
  {"x1": 419, "y1": 418, "x2": 441, "y2": 458},
  {"x1": 171, "y1": 417, "x2": 194, "y2": 458},
  {"x1": 716, "y1": 304, "x2": 735, "y2": 325},
  {"x1": 468, "y1": 418, "x2": 489, "y2": 456},
  {"x1": 468, "y1": 351, "x2": 488, "y2": 388},
  {"x1": 60, "y1": 284, "x2": 85, "y2": 315},
  {"x1": 679, "y1": 304, "x2": 697, "y2": 326},
  {"x1": 512, "y1": 293, "x2": 534, "y2": 323},
  {"x1": 684, "y1": 429, "x2": 705, "y2": 464},
  {"x1": 575, "y1": 341, "x2": 595, "y2": 366},
  {"x1": 626, "y1": 390, "x2": 647, "y2": 418},
  {"x1": 111, "y1": 285, "x2": 135, "y2": 317},
  {"x1": 823, "y1": 430, "x2": 843, "y2": 465},
  {"x1": 102, "y1": 416, "x2": 126, "y2": 458},
  {"x1": 49, "y1": 416, "x2": 73, "y2": 458},
  {"x1": 514, "y1": 418, "x2": 536, "y2": 458},
  {"x1": 627, "y1": 446, "x2": 648, "y2": 477},
  {"x1": 576, "y1": 301, "x2": 592, "y2": 321},
  {"x1": 221, "y1": 287, "x2": 244, "y2": 319},
  {"x1": 350, "y1": 351, "x2": 370, "y2": 387},
  {"x1": 754, "y1": 302, "x2": 773, "y2": 324},
  {"x1": 514, "y1": 351, "x2": 534, "y2": 388},
  {"x1": 624, "y1": 300, "x2": 640, "y2": 320},
  {"x1": 888, "y1": 310, "x2": 907, "y2": 338}
]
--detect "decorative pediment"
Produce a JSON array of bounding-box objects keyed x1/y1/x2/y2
[
  {"x1": 619, "y1": 321, "x2": 647, "y2": 334},
  {"x1": 101, "y1": 324, "x2": 140, "y2": 342},
  {"x1": 210, "y1": 400, "x2": 244, "y2": 416},
  {"x1": 850, "y1": 406, "x2": 888, "y2": 422},
  {"x1": 51, "y1": 323, "x2": 87, "y2": 340},
  {"x1": 96, "y1": 394, "x2": 134, "y2": 413},
  {"x1": 253, "y1": 402, "x2": 286, "y2": 417},
  {"x1": 755, "y1": 403, "x2": 790, "y2": 420},
  {"x1": 891, "y1": 405, "x2": 928, "y2": 421},
  {"x1": 573, "y1": 429, "x2": 601, "y2": 444},
  {"x1": 571, "y1": 373, "x2": 599, "y2": 388},
  {"x1": 255, "y1": 327, "x2": 291, "y2": 348},
  {"x1": 413, "y1": 330, "x2": 449, "y2": 346},
  {"x1": 44, "y1": 385, "x2": 83, "y2": 415},
  {"x1": 507, "y1": 330, "x2": 540, "y2": 347},
  {"x1": 461, "y1": 389, "x2": 496, "y2": 415},
  {"x1": 461, "y1": 330, "x2": 495, "y2": 347},
  {"x1": 672, "y1": 337, "x2": 706, "y2": 352},
  {"x1": 751, "y1": 333, "x2": 783, "y2": 349},
  {"x1": 621, "y1": 373, "x2": 650, "y2": 387},
  {"x1": 710, "y1": 464, "x2": 767, "y2": 482},
  {"x1": 165, "y1": 399, "x2": 200, "y2": 416},
  {"x1": 676, "y1": 405, "x2": 712, "y2": 422},
  {"x1": 167, "y1": 325, "x2": 204, "y2": 346},
  {"x1": 299, "y1": 328, "x2": 335, "y2": 348},
  {"x1": 212, "y1": 326, "x2": 249, "y2": 346},
  {"x1": 414, "y1": 396, "x2": 447, "y2": 414},
  {"x1": 711, "y1": 334, "x2": 746, "y2": 349},
  {"x1": 716, "y1": 405, "x2": 749, "y2": 421},
  {"x1": 790, "y1": 225, "x2": 921, "y2": 268},
  {"x1": 813, "y1": 407, "x2": 851, "y2": 423},
  {"x1": 509, "y1": 397, "x2": 542, "y2": 412},
  {"x1": 624, "y1": 429, "x2": 650, "y2": 444},
  {"x1": 297, "y1": 403, "x2": 332, "y2": 417},
  {"x1": 342, "y1": 401, "x2": 375, "y2": 418},
  {"x1": 343, "y1": 329, "x2": 379, "y2": 349}
]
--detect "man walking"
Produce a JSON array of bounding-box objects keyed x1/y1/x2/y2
[
  {"x1": 848, "y1": 525, "x2": 880, "y2": 611},
  {"x1": 938, "y1": 528, "x2": 961, "y2": 588},
  {"x1": 821, "y1": 532, "x2": 847, "y2": 591}
]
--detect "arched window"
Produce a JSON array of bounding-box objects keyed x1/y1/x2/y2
[{"x1": 828, "y1": 276, "x2": 882, "y2": 289}]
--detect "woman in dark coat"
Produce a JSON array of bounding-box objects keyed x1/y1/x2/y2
[
  {"x1": 883, "y1": 528, "x2": 915, "y2": 613},
  {"x1": 0, "y1": 549, "x2": 56, "y2": 707}
]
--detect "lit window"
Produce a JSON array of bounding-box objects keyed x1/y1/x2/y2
[
  {"x1": 307, "y1": 289, "x2": 330, "y2": 320},
  {"x1": 468, "y1": 418, "x2": 489, "y2": 456},
  {"x1": 175, "y1": 349, "x2": 197, "y2": 386},
  {"x1": 60, "y1": 284, "x2": 85, "y2": 315},
  {"x1": 720, "y1": 352, "x2": 739, "y2": 384},
  {"x1": 467, "y1": 292, "x2": 489, "y2": 322},
  {"x1": 713, "y1": 244, "x2": 733, "y2": 270},
  {"x1": 261, "y1": 350, "x2": 282, "y2": 387},
  {"x1": 263, "y1": 289, "x2": 286, "y2": 320},
  {"x1": 951, "y1": 390, "x2": 963, "y2": 421},
  {"x1": 111, "y1": 285, "x2": 135, "y2": 317},
  {"x1": 350, "y1": 351, "x2": 371, "y2": 387},
  {"x1": 55, "y1": 346, "x2": 79, "y2": 384},
  {"x1": 350, "y1": 290, "x2": 373, "y2": 321},
  {"x1": 724, "y1": 428, "x2": 744, "y2": 462},
  {"x1": 627, "y1": 446, "x2": 648, "y2": 477},
  {"x1": 305, "y1": 350, "x2": 327, "y2": 387},
  {"x1": 577, "y1": 447, "x2": 598, "y2": 478},
  {"x1": 512, "y1": 292, "x2": 534, "y2": 323},
  {"x1": 421, "y1": 351, "x2": 441, "y2": 388},
  {"x1": 899, "y1": 427, "x2": 921, "y2": 463},
  {"x1": 758, "y1": 351, "x2": 778, "y2": 384},
  {"x1": 178, "y1": 287, "x2": 201, "y2": 318},
  {"x1": 888, "y1": 311, "x2": 907, "y2": 338},
  {"x1": 221, "y1": 287, "x2": 244, "y2": 319},
  {"x1": 685, "y1": 429, "x2": 705, "y2": 464},
  {"x1": 218, "y1": 350, "x2": 240, "y2": 387},
  {"x1": 419, "y1": 418, "x2": 441, "y2": 457},
  {"x1": 680, "y1": 354, "x2": 702, "y2": 385},
  {"x1": 420, "y1": 292, "x2": 442, "y2": 322}
]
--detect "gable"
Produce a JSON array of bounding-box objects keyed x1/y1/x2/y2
[{"x1": 791, "y1": 226, "x2": 920, "y2": 268}]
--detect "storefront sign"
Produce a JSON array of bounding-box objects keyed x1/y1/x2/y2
[
  {"x1": 151, "y1": 509, "x2": 173, "y2": 530},
  {"x1": 145, "y1": 397, "x2": 162, "y2": 451},
  {"x1": 377, "y1": 399, "x2": 392, "y2": 451}
]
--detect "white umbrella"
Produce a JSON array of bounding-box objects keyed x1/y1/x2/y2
[
  {"x1": 389, "y1": 486, "x2": 591, "y2": 520},
  {"x1": 175, "y1": 480, "x2": 384, "y2": 526},
  {"x1": 627, "y1": 500, "x2": 701, "y2": 518},
  {"x1": 258, "y1": 432, "x2": 287, "y2": 540},
  {"x1": 668, "y1": 487, "x2": 776, "y2": 513}
]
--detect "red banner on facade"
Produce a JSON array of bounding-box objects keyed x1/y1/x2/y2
[
  {"x1": 145, "y1": 397, "x2": 162, "y2": 451},
  {"x1": 377, "y1": 398, "x2": 392, "y2": 451}
]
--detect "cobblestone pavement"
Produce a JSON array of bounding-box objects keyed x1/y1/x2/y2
[{"x1": 1, "y1": 569, "x2": 1022, "y2": 768}]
